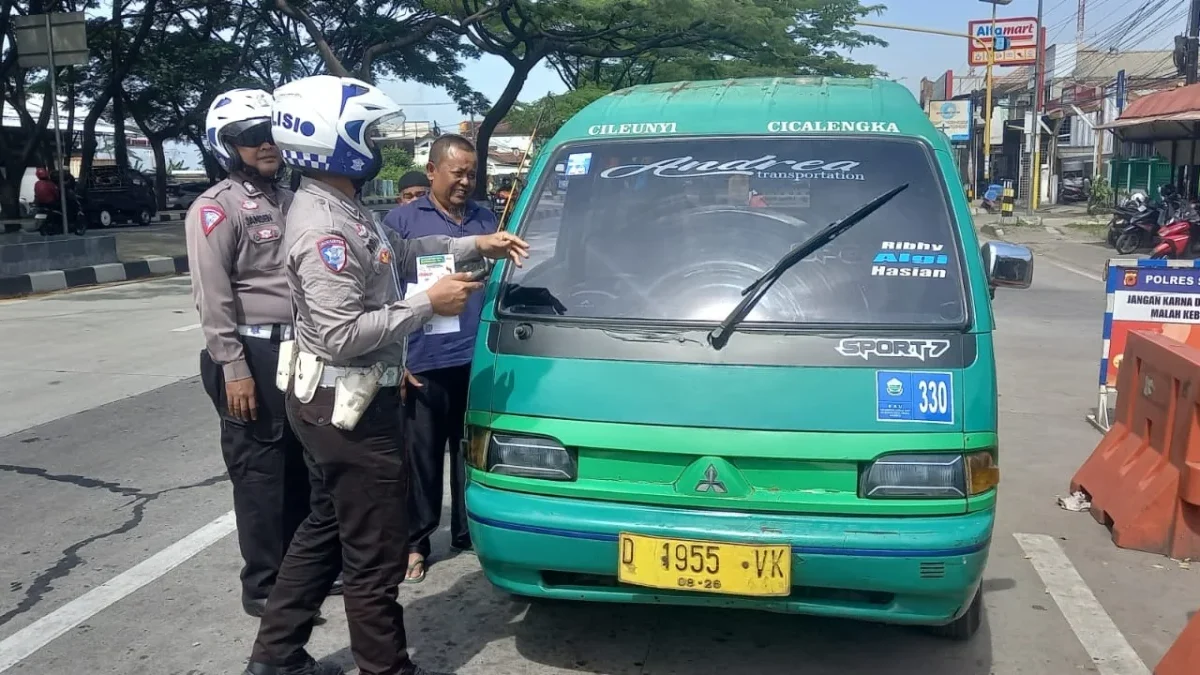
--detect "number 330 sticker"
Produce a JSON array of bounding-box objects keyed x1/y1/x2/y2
[{"x1": 876, "y1": 370, "x2": 954, "y2": 424}]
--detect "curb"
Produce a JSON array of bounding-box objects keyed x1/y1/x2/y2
[
  {"x1": 0, "y1": 255, "x2": 189, "y2": 298},
  {"x1": 980, "y1": 223, "x2": 1006, "y2": 239}
]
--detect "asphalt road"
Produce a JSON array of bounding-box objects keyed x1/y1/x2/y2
[{"x1": 0, "y1": 248, "x2": 1194, "y2": 675}]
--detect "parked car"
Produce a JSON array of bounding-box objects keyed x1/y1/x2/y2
[
  {"x1": 164, "y1": 181, "x2": 209, "y2": 211},
  {"x1": 81, "y1": 165, "x2": 157, "y2": 227}
]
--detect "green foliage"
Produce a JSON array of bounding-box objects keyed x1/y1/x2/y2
[
  {"x1": 546, "y1": 0, "x2": 887, "y2": 90},
  {"x1": 376, "y1": 146, "x2": 416, "y2": 183},
  {"x1": 1088, "y1": 177, "x2": 1114, "y2": 216},
  {"x1": 503, "y1": 86, "x2": 608, "y2": 140}
]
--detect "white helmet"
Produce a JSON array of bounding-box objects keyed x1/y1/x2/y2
[
  {"x1": 205, "y1": 88, "x2": 274, "y2": 173},
  {"x1": 271, "y1": 75, "x2": 403, "y2": 181}
]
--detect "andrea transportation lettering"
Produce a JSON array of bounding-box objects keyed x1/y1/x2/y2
[{"x1": 599, "y1": 155, "x2": 862, "y2": 180}]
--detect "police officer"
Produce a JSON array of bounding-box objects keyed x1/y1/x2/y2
[
  {"x1": 244, "y1": 75, "x2": 528, "y2": 675},
  {"x1": 187, "y1": 88, "x2": 342, "y2": 621}
]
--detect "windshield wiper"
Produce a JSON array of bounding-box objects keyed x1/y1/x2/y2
[{"x1": 706, "y1": 183, "x2": 910, "y2": 350}]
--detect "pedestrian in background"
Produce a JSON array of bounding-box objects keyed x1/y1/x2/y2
[
  {"x1": 396, "y1": 171, "x2": 430, "y2": 205},
  {"x1": 186, "y1": 88, "x2": 343, "y2": 621},
  {"x1": 382, "y1": 134, "x2": 498, "y2": 584},
  {"x1": 244, "y1": 75, "x2": 528, "y2": 675}
]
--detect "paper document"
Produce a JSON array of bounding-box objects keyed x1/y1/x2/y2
[{"x1": 413, "y1": 253, "x2": 460, "y2": 335}]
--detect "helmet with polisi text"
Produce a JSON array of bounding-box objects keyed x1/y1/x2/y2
[{"x1": 270, "y1": 75, "x2": 404, "y2": 182}]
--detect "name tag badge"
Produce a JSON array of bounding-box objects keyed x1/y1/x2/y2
[{"x1": 250, "y1": 224, "x2": 282, "y2": 243}]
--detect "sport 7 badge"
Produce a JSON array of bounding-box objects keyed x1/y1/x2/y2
[
  {"x1": 199, "y1": 205, "x2": 225, "y2": 236},
  {"x1": 317, "y1": 236, "x2": 348, "y2": 273}
]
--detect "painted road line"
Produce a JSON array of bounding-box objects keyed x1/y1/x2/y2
[
  {"x1": 171, "y1": 322, "x2": 201, "y2": 332},
  {"x1": 0, "y1": 510, "x2": 236, "y2": 673},
  {"x1": 1014, "y1": 533, "x2": 1150, "y2": 675},
  {"x1": 1042, "y1": 255, "x2": 1103, "y2": 282}
]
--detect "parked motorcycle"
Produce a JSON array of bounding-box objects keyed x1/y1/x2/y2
[
  {"x1": 32, "y1": 203, "x2": 87, "y2": 236},
  {"x1": 1059, "y1": 176, "x2": 1091, "y2": 204},
  {"x1": 1150, "y1": 201, "x2": 1200, "y2": 260},
  {"x1": 1110, "y1": 186, "x2": 1186, "y2": 254}
]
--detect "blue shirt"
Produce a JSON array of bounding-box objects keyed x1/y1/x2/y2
[{"x1": 382, "y1": 195, "x2": 497, "y2": 374}]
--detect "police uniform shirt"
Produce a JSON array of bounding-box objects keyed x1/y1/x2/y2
[
  {"x1": 186, "y1": 177, "x2": 294, "y2": 381},
  {"x1": 284, "y1": 177, "x2": 483, "y2": 369}
]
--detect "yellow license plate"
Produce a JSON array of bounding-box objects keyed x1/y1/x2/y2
[{"x1": 617, "y1": 533, "x2": 791, "y2": 597}]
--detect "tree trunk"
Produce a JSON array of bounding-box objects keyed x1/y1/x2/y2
[
  {"x1": 150, "y1": 134, "x2": 168, "y2": 209},
  {"x1": 188, "y1": 130, "x2": 220, "y2": 183},
  {"x1": 80, "y1": 83, "x2": 115, "y2": 186},
  {"x1": 1, "y1": 84, "x2": 54, "y2": 218},
  {"x1": 474, "y1": 59, "x2": 535, "y2": 198}
]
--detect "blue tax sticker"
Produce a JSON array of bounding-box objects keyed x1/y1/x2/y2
[{"x1": 876, "y1": 370, "x2": 954, "y2": 424}]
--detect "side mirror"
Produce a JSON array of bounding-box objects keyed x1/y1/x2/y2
[{"x1": 981, "y1": 241, "x2": 1033, "y2": 292}]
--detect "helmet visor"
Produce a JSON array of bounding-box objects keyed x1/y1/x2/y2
[
  {"x1": 224, "y1": 119, "x2": 273, "y2": 148},
  {"x1": 364, "y1": 112, "x2": 404, "y2": 152}
]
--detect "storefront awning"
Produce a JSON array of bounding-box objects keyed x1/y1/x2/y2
[{"x1": 1098, "y1": 83, "x2": 1200, "y2": 141}]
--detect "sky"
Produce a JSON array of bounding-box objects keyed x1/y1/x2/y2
[{"x1": 168, "y1": 0, "x2": 1187, "y2": 169}]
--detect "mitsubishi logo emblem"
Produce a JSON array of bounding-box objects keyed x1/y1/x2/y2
[{"x1": 695, "y1": 464, "x2": 727, "y2": 494}]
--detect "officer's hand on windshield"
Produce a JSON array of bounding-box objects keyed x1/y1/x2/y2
[
  {"x1": 400, "y1": 369, "x2": 423, "y2": 404},
  {"x1": 475, "y1": 231, "x2": 530, "y2": 267},
  {"x1": 427, "y1": 272, "x2": 484, "y2": 316},
  {"x1": 226, "y1": 377, "x2": 258, "y2": 422}
]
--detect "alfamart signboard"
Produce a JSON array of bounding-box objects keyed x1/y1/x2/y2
[{"x1": 968, "y1": 17, "x2": 1038, "y2": 67}]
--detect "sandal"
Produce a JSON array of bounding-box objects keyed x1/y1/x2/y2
[{"x1": 404, "y1": 556, "x2": 426, "y2": 584}]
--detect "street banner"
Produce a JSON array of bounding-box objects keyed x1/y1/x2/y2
[
  {"x1": 927, "y1": 100, "x2": 972, "y2": 142},
  {"x1": 1091, "y1": 258, "x2": 1200, "y2": 431},
  {"x1": 968, "y1": 17, "x2": 1038, "y2": 67}
]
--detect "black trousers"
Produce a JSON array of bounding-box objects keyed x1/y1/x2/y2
[
  {"x1": 404, "y1": 364, "x2": 471, "y2": 559},
  {"x1": 252, "y1": 386, "x2": 414, "y2": 675},
  {"x1": 199, "y1": 339, "x2": 311, "y2": 604}
]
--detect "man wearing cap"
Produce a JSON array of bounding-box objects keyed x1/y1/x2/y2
[{"x1": 396, "y1": 170, "x2": 430, "y2": 205}]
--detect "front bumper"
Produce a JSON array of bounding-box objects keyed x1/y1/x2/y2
[{"x1": 467, "y1": 482, "x2": 992, "y2": 625}]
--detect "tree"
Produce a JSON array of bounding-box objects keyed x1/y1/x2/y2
[
  {"x1": 269, "y1": 0, "x2": 495, "y2": 115},
  {"x1": 376, "y1": 145, "x2": 415, "y2": 183},
  {"x1": 548, "y1": 1, "x2": 886, "y2": 91},
  {"x1": 502, "y1": 86, "x2": 606, "y2": 141},
  {"x1": 456, "y1": 0, "x2": 884, "y2": 195},
  {"x1": 0, "y1": 0, "x2": 58, "y2": 216}
]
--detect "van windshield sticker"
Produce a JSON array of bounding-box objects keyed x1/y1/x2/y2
[
  {"x1": 871, "y1": 240, "x2": 949, "y2": 279},
  {"x1": 587, "y1": 122, "x2": 678, "y2": 136},
  {"x1": 565, "y1": 152, "x2": 592, "y2": 176},
  {"x1": 599, "y1": 155, "x2": 862, "y2": 180},
  {"x1": 768, "y1": 121, "x2": 901, "y2": 134}
]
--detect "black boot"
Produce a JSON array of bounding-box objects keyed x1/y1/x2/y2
[
  {"x1": 244, "y1": 656, "x2": 343, "y2": 675},
  {"x1": 328, "y1": 573, "x2": 344, "y2": 596}
]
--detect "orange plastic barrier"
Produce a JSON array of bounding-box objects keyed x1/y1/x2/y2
[
  {"x1": 1070, "y1": 330, "x2": 1200, "y2": 559},
  {"x1": 1155, "y1": 610, "x2": 1200, "y2": 674}
]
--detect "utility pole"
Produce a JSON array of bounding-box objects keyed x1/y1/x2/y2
[
  {"x1": 1188, "y1": 0, "x2": 1200, "y2": 85},
  {"x1": 1029, "y1": 0, "x2": 1045, "y2": 214},
  {"x1": 983, "y1": 2, "x2": 998, "y2": 183}
]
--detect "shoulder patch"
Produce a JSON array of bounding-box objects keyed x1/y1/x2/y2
[
  {"x1": 199, "y1": 205, "x2": 226, "y2": 236},
  {"x1": 316, "y1": 235, "x2": 348, "y2": 273}
]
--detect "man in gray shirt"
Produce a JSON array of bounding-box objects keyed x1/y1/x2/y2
[{"x1": 244, "y1": 75, "x2": 527, "y2": 675}]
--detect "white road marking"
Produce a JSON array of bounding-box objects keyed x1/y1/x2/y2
[
  {"x1": 1014, "y1": 533, "x2": 1150, "y2": 675},
  {"x1": 1042, "y1": 255, "x2": 1103, "y2": 282},
  {"x1": 171, "y1": 322, "x2": 201, "y2": 332},
  {"x1": 0, "y1": 510, "x2": 236, "y2": 673}
]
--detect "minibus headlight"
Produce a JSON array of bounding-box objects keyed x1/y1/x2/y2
[
  {"x1": 860, "y1": 453, "x2": 966, "y2": 498},
  {"x1": 486, "y1": 433, "x2": 577, "y2": 481}
]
